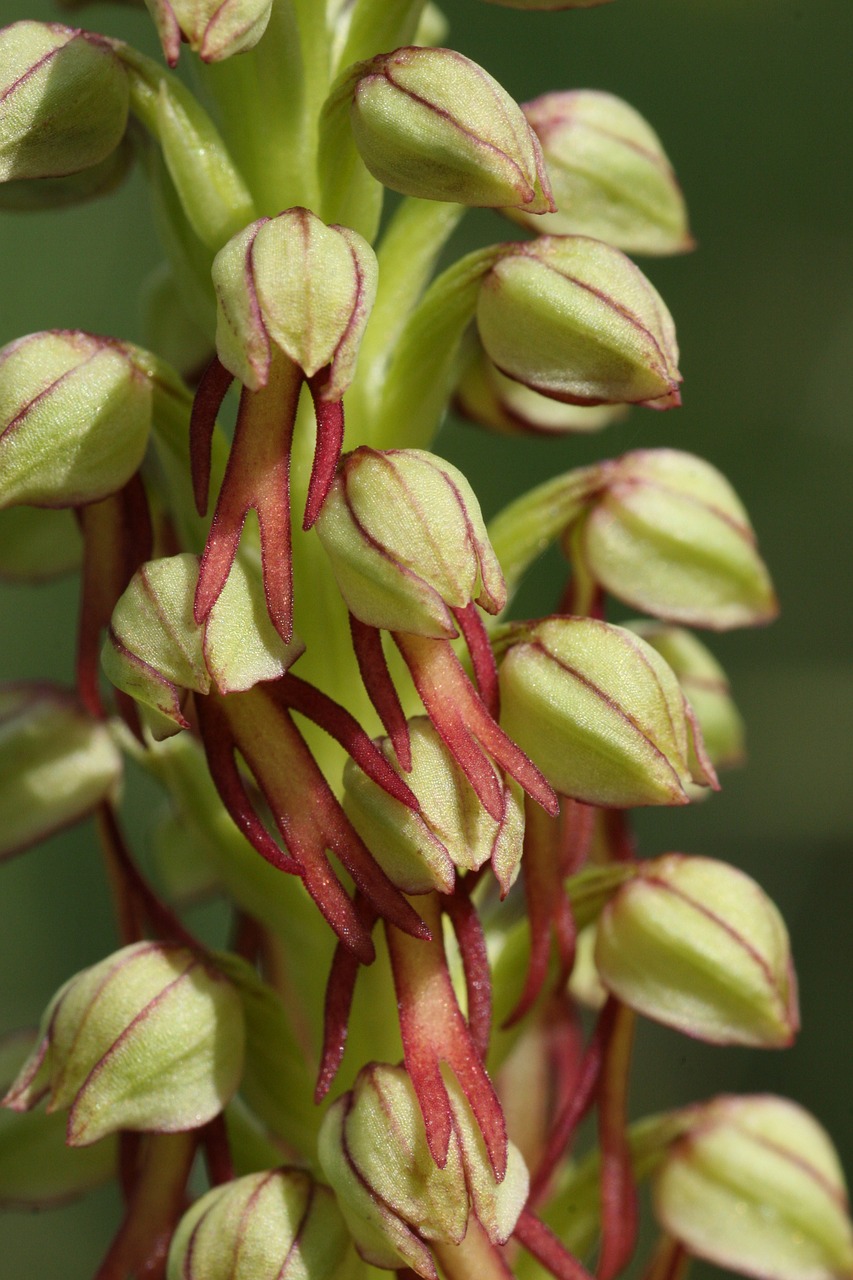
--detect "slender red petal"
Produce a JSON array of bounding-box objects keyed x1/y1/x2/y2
[
  {"x1": 596, "y1": 1001, "x2": 637, "y2": 1280},
  {"x1": 513, "y1": 1208, "x2": 595, "y2": 1280},
  {"x1": 443, "y1": 893, "x2": 492, "y2": 1062},
  {"x1": 190, "y1": 356, "x2": 234, "y2": 517},
  {"x1": 452, "y1": 602, "x2": 500, "y2": 720},
  {"x1": 275, "y1": 672, "x2": 417, "y2": 808},
  {"x1": 350, "y1": 614, "x2": 412, "y2": 771},
  {"x1": 316, "y1": 895, "x2": 378, "y2": 1102},
  {"x1": 386, "y1": 894, "x2": 508, "y2": 1179},
  {"x1": 303, "y1": 384, "x2": 345, "y2": 529}
]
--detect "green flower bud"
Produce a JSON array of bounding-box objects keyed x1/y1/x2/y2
[
  {"x1": 347, "y1": 46, "x2": 554, "y2": 212},
  {"x1": 145, "y1": 0, "x2": 273, "y2": 67},
  {"x1": 319, "y1": 1063, "x2": 529, "y2": 1278},
  {"x1": 627, "y1": 622, "x2": 745, "y2": 769},
  {"x1": 654, "y1": 1095, "x2": 853, "y2": 1280},
  {"x1": 576, "y1": 449, "x2": 778, "y2": 629},
  {"x1": 594, "y1": 854, "x2": 798, "y2": 1047},
  {"x1": 0, "y1": 331, "x2": 153, "y2": 510},
  {"x1": 0, "y1": 132, "x2": 134, "y2": 212},
  {"x1": 0, "y1": 22, "x2": 129, "y2": 182},
  {"x1": 477, "y1": 236, "x2": 681, "y2": 407},
  {"x1": 102, "y1": 552, "x2": 303, "y2": 736},
  {"x1": 315, "y1": 447, "x2": 506, "y2": 637},
  {"x1": 167, "y1": 1167, "x2": 356, "y2": 1280},
  {"x1": 212, "y1": 207, "x2": 378, "y2": 393},
  {"x1": 0, "y1": 683, "x2": 122, "y2": 860},
  {"x1": 343, "y1": 717, "x2": 524, "y2": 894},
  {"x1": 498, "y1": 617, "x2": 717, "y2": 807},
  {"x1": 2, "y1": 942, "x2": 245, "y2": 1146},
  {"x1": 516, "y1": 91, "x2": 692, "y2": 255}
]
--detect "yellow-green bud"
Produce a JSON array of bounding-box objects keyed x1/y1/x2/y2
[
  {"x1": 0, "y1": 22, "x2": 128, "y2": 182},
  {"x1": 145, "y1": 0, "x2": 273, "y2": 67},
  {"x1": 655, "y1": 1095, "x2": 853, "y2": 1280},
  {"x1": 0, "y1": 683, "x2": 122, "y2": 860},
  {"x1": 0, "y1": 331, "x2": 153, "y2": 510},
  {"x1": 577, "y1": 449, "x2": 778, "y2": 629},
  {"x1": 318, "y1": 1063, "x2": 529, "y2": 1278},
  {"x1": 212, "y1": 208, "x2": 378, "y2": 393},
  {"x1": 347, "y1": 46, "x2": 554, "y2": 212},
  {"x1": 477, "y1": 236, "x2": 681, "y2": 407},
  {"x1": 594, "y1": 854, "x2": 799, "y2": 1047},
  {"x1": 2, "y1": 942, "x2": 245, "y2": 1146},
  {"x1": 343, "y1": 717, "x2": 524, "y2": 895},
  {"x1": 499, "y1": 617, "x2": 717, "y2": 807},
  {"x1": 516, "y1": 91, "x2": 692, "y2": 255},
  {"x1": 167, "y1": 1168, "x2": 357, "y2": 1280},
  {"x1": 315, "y1": 447, "x2": 506, "y2": 637},
  {"x1": 627, "y1": 622, "x2": 746, "y2": 770}
]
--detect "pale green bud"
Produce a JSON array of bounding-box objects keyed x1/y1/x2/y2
[
  {"x1": 343, "y1": 717, "x2": 524, "y2": 895},
  {"x1": 145, "y1": 0, "x2": 273, "y2": 67},
  {"x1": 655, "y1": 1095, "x2": 853, "y2": 1280},
  {"x1": 0, "y1": 331, "x2": 153, "y2": 510},
  {"x1": 477, "y1": 236, "x2": 681, "y2": 407},
  {"x1": 347, "y1": 47, "x2": 554, "y2": 212},
  {"x1": 594, "y1": 854, "x2": 798, "y2": 1046},
  {"x1": 577, "y1": 450, "x2": 778, "y2": 629},
  {"x1": 627, "y1": 622, "x2": 745, "y2": 769},
  {"x1": 316, "y1": 447, "x2": 506, "y2": 637},
  {"x1": 498, "y1": 617, "x2": 717, "y2": 807},
  {"x1": 167, "y1": 1168, "x2": 356, "y2": 1280},
  {"x1": 0, "y1": 22, "x2": 129, "y2": 182},
  {"x1": 319, "y1": 1063, "x2": 528, "y2": 1278},
  {"x1": 516, "y1": 91, "x2": 692, "y2": 255},
  {"x1": 213, "y1": 208, "x2": 378, "y2": 393},
  {"x1": 2, "y1": 942, "x2": 245, "y2": 1146},
  {"x1": 102, "y1": 553, "x2": 303, "y2": 735},
  {"x1": 0, "y1": 133, "x2": 134, "y2": 212},
  {"x1": 0, "y1": 683, "x2": 122, "y2": 860}
]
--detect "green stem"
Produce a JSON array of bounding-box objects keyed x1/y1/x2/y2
[
  {"x1": 334, "y1": 0, "x2": 427, "y2": 72},
  {"x1": 434, "y1": 1219, "x2": 514, "y2": 1280}
]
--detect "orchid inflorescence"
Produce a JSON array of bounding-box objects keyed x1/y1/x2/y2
[{"x1": 1, "y1": 3, "x2": 851, "y2": 1280}]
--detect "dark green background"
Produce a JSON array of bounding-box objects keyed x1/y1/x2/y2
[{"x1": 1, "y1": 0, "x2": 852, "y2": 1275}]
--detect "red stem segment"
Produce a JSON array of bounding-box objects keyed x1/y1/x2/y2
[
  {"x1": 513, "y1": 1208, "x2": 596, "y2": 1280},
  {"x1": 316, "y1": 894, "x2": 378, "y2": 1102},
  {"x1": 304, "y1": 384, "x2": 345, "y2": 529},
  {"x1": 349, "y1": 614, "x2": 412, "y2": 771},
  {"x1": 452, "y1": 601, "x2": 500, "y2": 720},
  {"x1": 190, "y1": 355, "x2": 234, "y2": 516},
  {"x1": 442, "y1": 893, "x2": 492, "y2": 1062}
]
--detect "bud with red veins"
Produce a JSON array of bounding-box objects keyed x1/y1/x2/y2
[
  {"x1": 0, "y1": 331, "x2": 153, "y2": 510},
  {"x1": 498, "y1": 617, "x2": 718, "y2": 808},
  {"x1": 2, "y1": 942, "x2": 245, "y2": 1146},
  {"x1": 654, "y1": 1095, "x2": 853, "y2": 1280},
  {"x1": 318, "y1": 1062, "x2": 529, "y2": 1279},
  {"x1": 144, "y1": 0, "x2": 272, "y2": 67},
  {"x1": 477, "y1": 235, "x2": 682, "y2": 408},
  {"x1": 516, "y1": 91, "x2": 692, "y2": 255},
  {"x1": 0, "y1": 22, "x2": 128, "y2": 182},
  {"x1": 343, "y1": 717, "x2": 524, "y2": 896},
  {"x1": 167, "y1": 1167, "x2": 356, "y2": 1280},
  {"x1": 576, "y1": 449, "x2": 778, "y2": 630},
  {"x1": 345, "y1": 46, "x2": 554, "y2": 212},
  {"x1": 594, "y1": 854, "x2": 799, "y2": 1047}
]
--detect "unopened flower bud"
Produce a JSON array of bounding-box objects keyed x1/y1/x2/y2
[
  {"x1": 2, "y1": 942, "x2": 245, "y2": 1146},
  {"x1": 477, "y1": 236, "x2": 681, "y2": 407},
  {"x1": 212, "y1": 207, "x2": 377, "y2": 393},
  {"x1": 0, "y1": 331, "x2": 153, "y2": 510},
  {"x1": 319, "y1": 1063, "x2": 528, "y2": 1277},
  {"x1": 576, "y1": 450, "x2": 778, "y2": 629},
  {"x1": 0, "y1": 683, "x2": 122, "y2": 860},
  {"x1": 516, "y1": 91, "x2": 691, "y2": 255},
  {"x1": 655, "y1": 1095, "x2": 853, "y2": 1280},
  {"x1": 0, "y1": 133, "x2": 134, "y2": 213},
  {"x1": 145, "y1": 0, "x2": 273, "y2": 67},
  {"x1": 167, "y1": 1167, "x2": 356, "y2": 1280},
  {"x1": 346, "y1": 47, "x2": 554, "y2": 213},
  {"x1": 0, "y1": 22, "x2": 129, "y2": 182},
  {"x1": 343, "y1": 717, "x2": 524, "y2": 894},
  {"x1": 315, "y1": 447, "x2": 506, "y2": 637},
  {"x1": 498, "y1": 617, "x2": 717, "y2": 807},
  {"x1": 628, "y1": 623, "x2": 745, "y2": 769},
  {"x1": 102, "y1": 553, "x2": 303, "y2": 735},
  {"x1": 595, "y1": 854, "x2": 798, "y2": 1046}
]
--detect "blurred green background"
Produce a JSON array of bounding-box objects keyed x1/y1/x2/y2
[{"x1": 1, "y1": 0, "x2": 852, "y2": 1275}]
